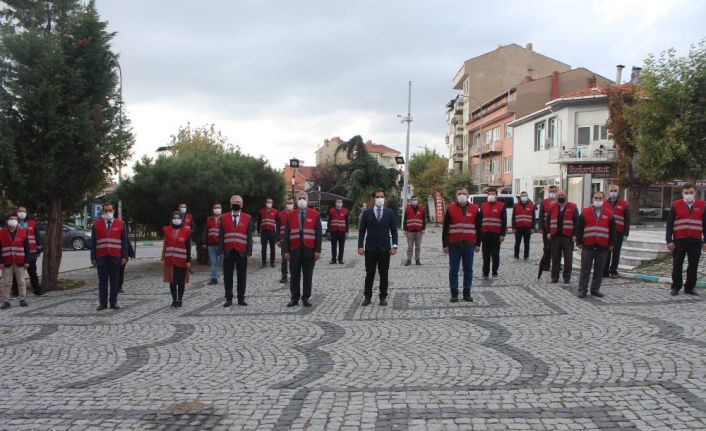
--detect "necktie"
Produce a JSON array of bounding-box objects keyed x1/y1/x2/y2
[
  {"x1": 300, "y1": 211, "x2": 305, "y2": 231},
  {"x1": 376, "y1": 208, "x2": 382, "y2": 221},
  {"x1": 107, "y1": 221, "x2": 111, "y2": 230}
]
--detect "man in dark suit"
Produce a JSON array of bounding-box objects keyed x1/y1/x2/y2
[
  {"x1": 358, "y1": 188, "x2": 398, "y2": 306},
  {"x1": 91, "y1": 204, "x2": 129, "y2": 310},
  {"x1": 219, "y1": 195, "x2": 253, "y2": 307},
  {"x1": 283, "y1": 191, "x2": 323, "y2": 307}
]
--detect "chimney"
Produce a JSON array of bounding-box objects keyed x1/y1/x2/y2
[
  {"x1": 525, "y1": 43, "x2": 533, "y2": 51},
  {"x1": 630, "y1": 66, "x2": 642, "y2": 84},
  {"x1": 550, "y1": 71, "x2": 560, "y2": 99},
  {"x1": 587, "y1": 75, "x2": 597, "y2": 88},
  {"x1": 615, "y1": 65, "x2": 625, "y2": 85}
]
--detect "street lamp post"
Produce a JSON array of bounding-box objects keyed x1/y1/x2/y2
[
  {"x1": 116, "y1": 60, "x2": 124, "y2": 219},
  {"x1": 459, "y1": 93, "x2": 484, "y2": 194},
  {"x1": 289, "y1": 158, "x2": 300, "y2": 199},
  {"x1": 398, "y1": 81, "x2": 413, "y2": 212}
]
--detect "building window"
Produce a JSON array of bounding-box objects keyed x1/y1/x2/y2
[
  {"x1": 503, "y1": 156, "x2": 512, "y2": 173},
  {"x1": 505, "y1": 124, "x2": 513, "y2": 138},
  {"x1": 534, "y1": 121, "x2": 546, "y2": 152},
  {"x1": 490, "y1": 159, "x2": 499, "y2": 174},
  {"x1": 547, "y1": 117, "x2": 556, "y2": 148},
  {"x1": 492, "y1": 127, "x2": 500, "y2": 142},
  {"x1": 593, "y1": 124, "x2": 608, "y2": 141},
  {"x1": 484, "y1": 130, "x2": 492, "y2": 145},
  {"x1": 577, "y1": 126, "x2": 591, "y2": 146},
  {"x1": 514, "y1": 178, "x2": 521, "y2": 194}
]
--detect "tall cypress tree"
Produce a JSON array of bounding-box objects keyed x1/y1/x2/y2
[{"x1": 0, "y1": 0, "x2": 133, "y2": 289}]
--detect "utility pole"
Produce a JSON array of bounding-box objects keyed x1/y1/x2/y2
[
  {"x1": 116, "y1": 61, "x2": 124, "y2": 220},
  {"x1": 400, "y1": 81, "x2": 413, "y2": 213}
]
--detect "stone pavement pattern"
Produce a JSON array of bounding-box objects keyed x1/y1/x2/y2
[{"x1": 2, "y1": 233, "x2": 706, "y2": 430}]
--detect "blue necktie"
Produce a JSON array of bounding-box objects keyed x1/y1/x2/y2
[{"x1": 376, "y1": 208, "x2": 382, "y2": 221}]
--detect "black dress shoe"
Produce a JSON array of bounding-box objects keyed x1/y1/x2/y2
[
  {"x1": 207, "y1": 278, "x2": 218, "y2": 285},
  {"x1": 330, "y1": 260, "x2": 337, "y2": 265},
  {"x1": 237, "y1": 300, "x2": 248, "y2": 306},
  {"x1": 685, "y1": 290, "x2": 698, "y2": 296},
  {"x1": 287, "y1": 300, "x2": 299, "y2": 307},
  {"x1": 109, "y1": 303, "x2": 120, "y2": 310},
  {"x1": 463, "y1": 295, "x2": 474, "y2": 303},
  {"x1": 279, "y1": 277, "x2": 288, "y2": 284},
  {"x1": 361, "y1": 298, "x2": 372, "y2": 306},
  {"x1": 450, "y1": 296, "x2": 459, "y2": 303},
  {"x1": 33, "y1": 291, "x2": 47, "y2": 297},
  {"x1": 19, "y1": 299, "x2": 28, "y2": 307},
  {"x1": 379, "y1": 299, "x2": 388, "y2": 306},
  {"x1": 0, "y1": 302, "x2": 10, "y2": 310},
  {"x1": 492, "y1": 272, "x2": 498, "y2": 277},
  {"x1": 590, "y1": 292, "x2": 605, "y2": 298},
  {"x1": 551, "y1": 279, "x2": 559, "y2": 284},
  {"x1": 578, "y1": 292, "x2": 587, "y2": 298},
  {"x1": 563, "y1": 280, "x2": 570, "y2": 285},
  {"x1": 96, "y1": 304, "x2": 107, "y2": 311},
  {"x1": 416, "y1": 260, "x2": 421, "y2": 266},
  {"x1": 302, "y1": 299, "x2": 312, "y2": 307},
  {"x1": 405, "y1": 260, "x2": 411, "y2": 266},
  {"x1": 338, "y1": 260, "x2": 344, "y2": 264},
  {"x1": 223, "y1": 300, "x2": 233, "y2": 307},
  {"x1": 670, "y1": 289, "x2": 680, "y2": 296},
  {"x1": 171, "y1": 301, "x2": 177, "y2": 308},
  {"x1": 176, "y1": 300, "x2": 183, "y2": 307},
  {"x1": 270, "y1": 262, "x2": 276, "y2": 267}
]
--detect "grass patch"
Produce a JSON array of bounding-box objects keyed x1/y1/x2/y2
[{"x1": 56, "y1": 278, "x2": 86, "y2": 290}]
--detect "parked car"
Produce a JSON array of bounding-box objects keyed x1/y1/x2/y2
[{"x1": 36, "y1": 223, "x2": 93, "y2": 251}]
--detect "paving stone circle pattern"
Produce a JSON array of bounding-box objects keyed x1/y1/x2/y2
[{"x1": 2, "y1": 233, "x2": 706, "y2": 430}]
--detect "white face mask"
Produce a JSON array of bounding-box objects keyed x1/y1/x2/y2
[
  {"x1": 266, "y1": 203, "x2": 272, "y2": 209},
  {"x1": 172, "y1": 218, "x2": 182, "y2": 225},
  {"x1": 335, "y1": 203, "x2": 342, "y2": 209},
  {"x1": 179, "y1": 207, "x2": 186, "y2": 214},
  {"x1": 7, "y1": 219, "x2": 18, "y2": 229},
  {"x1": 374, "y1": 198, "x2": 385, "y2": 208},
  {"x1": 609, "y1": 191, "x2": 618, "y2": 200},
  {"x1": 520, "y1": 196, "x2": 528, "y2": 203},
  {"x1": 213, "y1": 208, "x2": 222, "y2": 215},
  {"x1": 457, "y1": 194, "x2": 468, "y2": 204},
  {"x1": 549, "y1": 192, "x2": 557, "y2": 200},
  {"x1": 487, "y1": 195, "x2": 497, "y2": 203},
  {"x1": 411, "y1": 200, "x2": 418, "y2": 206},
  {"x1": 17, "y1": 211, "x2": 27, "y2": 220},
  {"x1": 298, "y1": 199, "x2": 308, "y2": 209},
  {"x1": 102, "y1": 212, "x2": 114, "y2": 221},
  {"x1": 286, "y1": 204, "x2": 294, "y2": 211},
  {"x1": 592, "y1": 200, "x2": 604, "y2": 208},
  {"x1": 684, "y1": 194, "x2": 695, "y2": 204}
]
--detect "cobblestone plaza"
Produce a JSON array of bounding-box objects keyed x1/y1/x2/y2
[{"x1": 2, "y1": 234, "x2": 706, "y2": 430}]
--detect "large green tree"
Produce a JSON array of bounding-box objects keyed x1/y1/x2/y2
[
  {"x1": 120, "y1": 125, "x2": 284, "y2": 261},
  {"x1": 627, "y1": 39, "x2": 706, "y2": 183},
  {"x1": 409, "y1": 147, "x2": 448, "y2": 199},
  {"x1": 0, "y1": 0, "x2": 133, "y2": 290}
]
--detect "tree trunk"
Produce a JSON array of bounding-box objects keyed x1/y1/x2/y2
[
  {"x1": 628, "y1": 187, "x2": 643, "y2": 225},
  {"x1": 42, "y1": 197, "x2": 63, "y2": 291}
]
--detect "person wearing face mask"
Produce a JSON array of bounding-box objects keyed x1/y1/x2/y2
[
  {"x1": 512, "y1": 192, "x2": 536, "y2": 261},
  {"x1": 283, "y1": 191, "x2": 322, "y2": 307},
  {"x1": 276, "y1": 197, "x2": 295, "y2": 283},
  {"x1": 11, "y1": 205, "x2": 44, "y2": 298},
  {"x1": 326, "y1": 198, "x2": 349, "y2": 264},
  {"x1": 219, "y1": 195, "x2": 253, "y2": 307},
  {"x1": 666, "y1": 184, "x2": 706, "y2": 296},
  {"x1": 161, "y1": 211, "x2": 192, "y2": 307},
  {"x1": 545, "y1": 190, "x2": 579, "y2": 284},
  {"x1": 177, "y1": 203, "x2": 194, "y2": 229},
  {"x1": 402, "y1": 194, "x2": 426, "y2": 266},
  {"x1": 442, "y1": 186, "x2": 481, "y2": 302},
  {"x1": 90, "y1": 204, "x2": 129, "y2": 310},
  {"x1": 1, "y1": 213, "x2": 30, "y2": 309},
  {"x1": 479, "y1": 188, "x2": 507, "y2": 278},
  {"x1": 257, "y1": 198, "x2": 279, "y2": 268},
  {"x1": 202, "y1": 202, "x2": 223, "y2": 285},
  {"x1": 603, "y1": 185, "x2": 630, "y2": 278},
  {"x1": 538, "y1": 185, "x2": 559, "y2": 272},
  {"x1": 357, "y1": 188, "x2": 398, "y2": 306},
  {"x1": 576, "y1": 191, "x2": 615, "y2": 298}
]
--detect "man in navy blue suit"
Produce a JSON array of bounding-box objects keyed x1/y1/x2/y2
[{"x1": 358, "y1": 188, "x2": 398, "y2": 306}]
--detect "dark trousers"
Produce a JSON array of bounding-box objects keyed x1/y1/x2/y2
[
  {"x1": 290, "y1": 248, "x2": 315, "y2": 301},
  {"x1": 481, "y1": 233, "x2": 501, "y2": 276},
  {"x1": 97, "y1": 259, "x2": 121, "y2": 305},
  {"x1": 280, "y1": 247, "x2": 289, "y2": 278},
  {"x1": 364, "y1": 249, "x2": 390, "y2": 300},
  {"x1": 514, "y1": 227, "x2": 532, "y2": 259},
  {"x1": 223, "y1": 252, "x2": 248, "y2": 301},
  {"x1": 261, "y1": 230, "x2": 277, "y2": 263},
  {"x1": 330, "y1": 231, "x2": 346, "y2": 262},
  {"x1": 672, "y1": 240, "x2": 702, "y2": 292},
  {"x1": 12, "y1": 259, "x2": 40, "y2": 295},
  {"x1": 578, "y1": 246, "x2": 609, "y2": 294},
  {"x1": 169, "y1": 266, "x2": 187, "y2": 301},
  {"x1": 551, "y1": 236, "x2": 574, "y2": 282},
  {"x1": 604, "y1": 233, "x2": 625, "y2": 275}
]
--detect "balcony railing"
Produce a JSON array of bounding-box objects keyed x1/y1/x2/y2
[
  {"x1": 549, "y1": 142, "x2": 618, "y2": 164},
  {"x1": 472, "y1": 138, "x2": 507, "y2": 157},
  {"x1": 472, "y1": 173, "x2": 503, "y2": 186}
]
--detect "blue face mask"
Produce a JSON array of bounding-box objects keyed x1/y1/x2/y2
[{"x1": 609, "y1": 192, "x2": 618, "y2": 199}]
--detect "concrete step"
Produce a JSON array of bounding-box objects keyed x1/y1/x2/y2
[
  {"x1": 620, "y1": 255, "x2": 656, "y2": 267},
  {"x1": 571, "y1": 250, "x2": 641, "y2": 272},
  {"x1": 622, "y1": 240, "x2": 668, "y2": 252},
  {"x1": 620, "y1": 246, "x2": 670, "y2": 259}
]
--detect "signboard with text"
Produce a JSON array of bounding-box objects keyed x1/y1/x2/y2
[
  {"x1": 567, "y1": 164, "x2": 616, "y2": 178},
  {"x1": 434, "y1": 191, "x2": 445, "y2": 224}
]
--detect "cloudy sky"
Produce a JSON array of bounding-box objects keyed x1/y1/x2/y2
[{"x1": 94, "y1": 0, "x2": 705, "y2": 172}]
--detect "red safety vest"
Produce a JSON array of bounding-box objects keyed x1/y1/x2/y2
[
  {"x1": 672, "y1": 199, "x2": 705, "y2": 241},
  {"x1": 328, "y1": 207, "x2": 348, "y2": 232},
  {"x1": 404, "y1": 204, "x2": 425, "y2": 232},
  {"x1": 540, "y1": 198, "x2": 555, "y2": 229},
  {"x1": 288, "y1": 208, "x2": 318, "y2": 249},
  {"x1": 206, "y1": 216, "x2": 220, "y2": 245},
  {"x1": 21, "y1": 219, "x2": 38, "y2": 253},
  {"x1": 163, "y1": 226, "x2": 191, "y2": 267},
  {"x1": 94, "y1": 218, "x2": 124, "y2": 257},
  {"x1": 222, "y1": 212, "x2": 251, "y2": 253},
  {"x1": 608, "y1": 199, "x2": 628, "y2": 233},
  {"x1": 549, "y1": 202, "x2": 576, "y2": 237},
  {"x1": 514, "y1": 202, "x2": 534, "y2": 228},
  {"x1": 0, "y1": 227, "x2": 27, "y2": 265},
  {"x1": 481, "y1": 201, "x2": 505, "y2": 233},
  {"x1": 446, "y1": 202, "x2": 478, "y2": 243},
  {"x1": 259, "y1": 207, "x2": 278, "y2": 231},
  {"x1": 278, "y1": 210, "x2": 290, "y2": 241},
  {"x1": 183, "y1": 213, "x2": 193, "y2": 228},
  {"x1": 581, "y1": 207, "x2": 612, "y2": 246}
]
